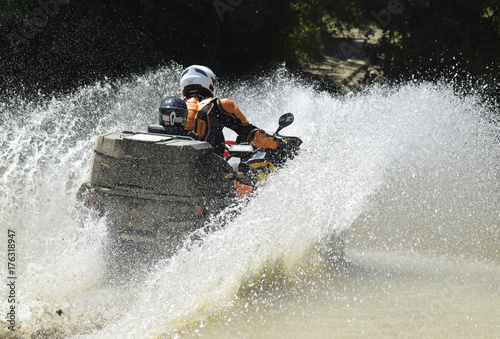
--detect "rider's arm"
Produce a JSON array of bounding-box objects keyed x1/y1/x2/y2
[{"x1": 217, "y1": 99, "x2": 278, "y2": 149}]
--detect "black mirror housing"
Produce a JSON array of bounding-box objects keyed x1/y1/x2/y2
[
  {"x1": 279, "y1": 113, "x2": 294, "y2": 129},
  {"x1": 275, "y1": 113, "x2": 294, "y2": 136}
]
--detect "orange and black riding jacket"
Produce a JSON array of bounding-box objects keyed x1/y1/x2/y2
[{"x1": 183, "y1": 96, "x2": 278, "y2": 156}]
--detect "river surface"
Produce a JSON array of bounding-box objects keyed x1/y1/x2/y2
[{"x1": 1, "y1": 66, "x2": 499, "y2": 338}]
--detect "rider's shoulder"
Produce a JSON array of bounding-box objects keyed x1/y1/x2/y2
[{"x1": 218, "y1": 98, "x2": 237, "y2": 112}]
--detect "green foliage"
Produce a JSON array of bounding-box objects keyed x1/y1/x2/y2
[
  {"x1": 370, "y1": 0, "x2": 500, "y2": 90},
  {"x1": 288, "y1": 0, "x2": 325, "y2": 63}
]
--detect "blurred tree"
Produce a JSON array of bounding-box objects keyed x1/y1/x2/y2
[
  {"x1": 1, "y1": 0, "x2": 499, "y2": 101},
  {"x1": 0, "y1": 0, "x2": 331, "y2": 96},
  {"x1": 368, "y1": 0, "x2": 500, "y2": 96}
]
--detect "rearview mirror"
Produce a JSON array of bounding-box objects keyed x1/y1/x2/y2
[{"x1": 275, "y1": 113, "x2": 294, "y2": 135}]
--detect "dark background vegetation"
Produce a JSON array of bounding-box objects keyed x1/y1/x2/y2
[{"x1": 1, "y1": 0, "x2": 499, "y2": 100}]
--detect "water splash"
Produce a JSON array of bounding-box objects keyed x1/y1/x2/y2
[
  {"x1": 348, "y1": 83, "x2": 500, "y2": 263},
  {"x1": 0, "y1": 66, "x2": 498, "y2": 337}
]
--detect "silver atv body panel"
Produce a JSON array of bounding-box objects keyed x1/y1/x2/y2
[{"x1": 75, "y1": 131, "x2": 236, "y2": 248}]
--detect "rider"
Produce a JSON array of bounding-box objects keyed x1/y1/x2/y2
[
  {"x1": 148, "y1": 96, "x2": 199, "y2": 139},
  {"x1": 180, "y1": 65, "x2": 282, "y2": 157}
]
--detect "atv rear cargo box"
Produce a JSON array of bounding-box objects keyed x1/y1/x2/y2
[{"x1": 75, "y1": 132, "x2": 236, "y2": 247}]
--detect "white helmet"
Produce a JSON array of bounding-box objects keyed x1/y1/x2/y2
[{"x1": 180, "y1": 65, "x2": 216, "y2": 97}]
